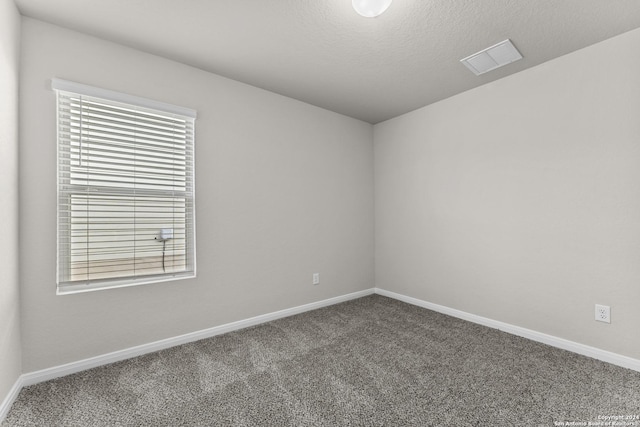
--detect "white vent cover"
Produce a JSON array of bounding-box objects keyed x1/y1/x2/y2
[{"x1": 460, "y1": 39, "x2": 523, "y2": 76}]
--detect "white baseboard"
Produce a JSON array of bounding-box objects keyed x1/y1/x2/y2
[
  {"x1": 0, "y1": 376, "x2": 23, "y2": 423},
  {"x1": 20, "y1": 288, "x2": 375, "y2": 388},
  {"x1": 4, "y1": 286, "x2": 638, "y2": 423},
  {"x1": 374, "y1": 288, "x2": 640, "y2": 373}
]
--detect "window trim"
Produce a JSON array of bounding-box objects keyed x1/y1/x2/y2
[
  {"x1": 51, "y1": 79, "x2": 197, "y2": 119},
  {"x1": 53, "y1": 78, "x2": 197, "y2": 295}
]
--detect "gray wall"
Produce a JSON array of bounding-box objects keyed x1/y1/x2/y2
[
  {"x1": 14, "y1": 8, "x2": 640, "y2": 379},
  {"x1": 0, "y1": 0, "x2": 22, "y2": 407},
  {"x1": 375, "y1": 27, "x2": 640, "y2": 360},
  {"x1": 19, "y1": 18, "x2": 374, "y2": 372}
]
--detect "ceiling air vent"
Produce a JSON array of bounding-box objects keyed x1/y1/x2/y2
[{"x1": 460, "y1": 39, "x2": 523, "y2": 76}]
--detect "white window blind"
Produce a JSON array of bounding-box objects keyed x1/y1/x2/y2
[{"x1": 54, "y1": 79, "x2": 196, "y2": 294}]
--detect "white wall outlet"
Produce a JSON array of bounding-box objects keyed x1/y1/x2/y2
[
  {"x1": 312, "y1": 273, "x2": 320, "y2": 285},
  {"x1": 595, "y1": 304, "x2": 610, "y2": 323}
]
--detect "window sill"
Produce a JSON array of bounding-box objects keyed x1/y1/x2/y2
[{"x1": 56, "y1": 271, "x2": 196, "y2": 295}]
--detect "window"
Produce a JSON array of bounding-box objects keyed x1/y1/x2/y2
[{"x1": 53, "y1": 79, "x2": 196, "y2": 294}]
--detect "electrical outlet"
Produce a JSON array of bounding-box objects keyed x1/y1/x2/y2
[
  {"x1": 312, "y1": 273, "x2": 320, "y2": 285},
  {"x1": 595, "y1": 304, "x2": 610, "y2": 323}
]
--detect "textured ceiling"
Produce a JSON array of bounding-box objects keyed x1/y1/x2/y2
[{"x1": 14, "y1": 0, "x2": 640, "y2": 123}]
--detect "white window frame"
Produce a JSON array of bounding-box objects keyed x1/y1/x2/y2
[{"x1": 53, "y1": 78, "x2": 197, "y2": 294}]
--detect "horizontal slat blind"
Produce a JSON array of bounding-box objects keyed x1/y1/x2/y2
[{"x1": 56, "y1": 85, "x2": 196, "y2": 293}]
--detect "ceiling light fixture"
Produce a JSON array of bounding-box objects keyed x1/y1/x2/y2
[{"x1": 352, "y1": 0, "x2": 393, "y2": 17}]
